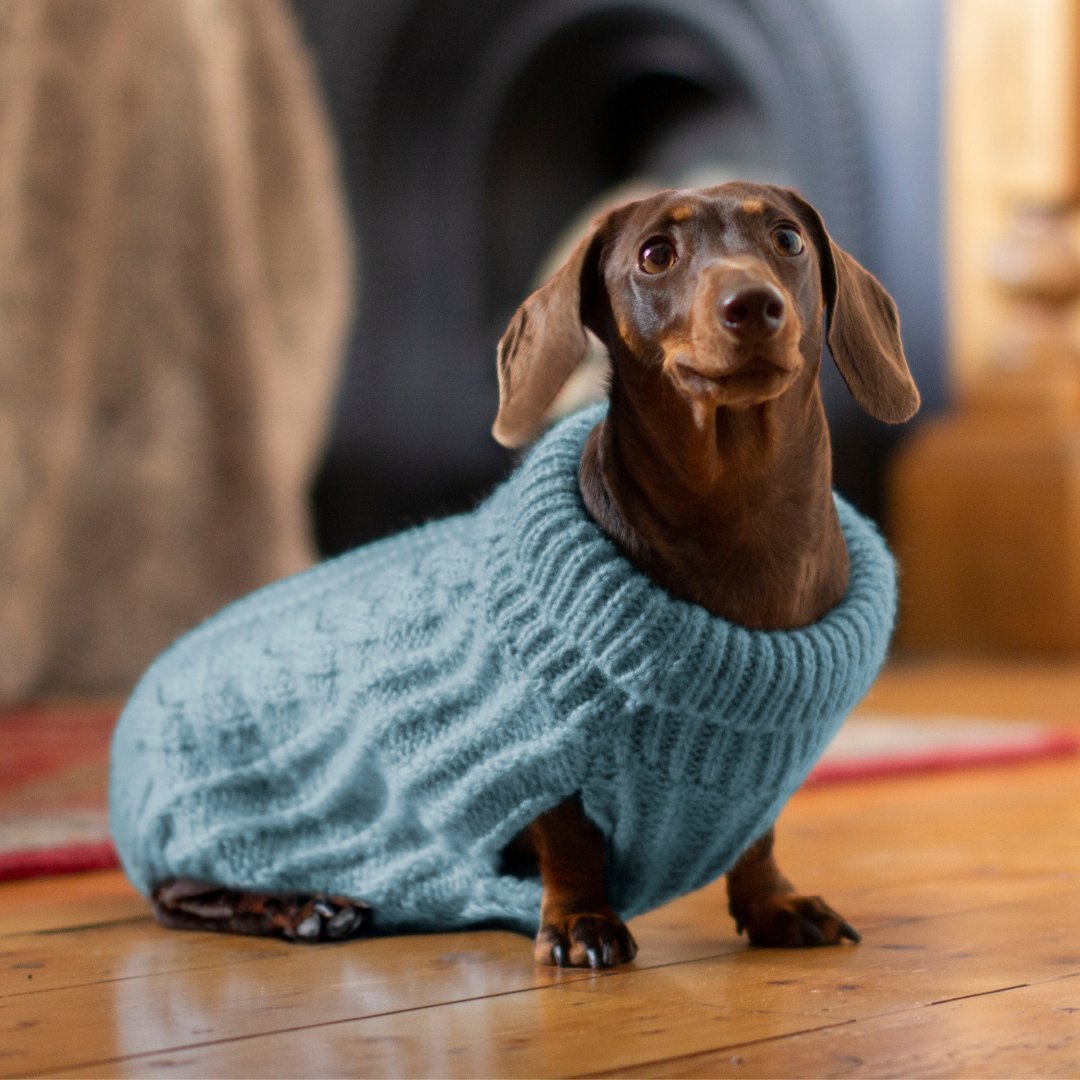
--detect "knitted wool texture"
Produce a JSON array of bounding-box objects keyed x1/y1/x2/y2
[{"x1": 110, "y1": 405, "x2": 897, "y2": 936}]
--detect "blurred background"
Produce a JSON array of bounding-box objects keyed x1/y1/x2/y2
[
  {"x1": 7, "y1": 0, "x2": 1080, "y2": 703},
  {"x1": 295, "y1": 0, "x2": 945, "y2": 552}
]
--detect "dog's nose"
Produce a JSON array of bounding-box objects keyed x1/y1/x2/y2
[{"x1": 719, "y1": 284, "x2": 786, "y2": 339}]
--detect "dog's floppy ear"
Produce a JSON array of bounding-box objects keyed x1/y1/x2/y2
[
  {"x1": 780, "y1": 188, "x2": 920, "y2": 424},
  {"x1": 492, "y1": 218, "x2": 611, "y2": 449}
]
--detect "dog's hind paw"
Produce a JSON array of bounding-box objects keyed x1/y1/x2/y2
[
  {"x1": 152, "y1": 878, "x2": 372, "y2": 942},
  {"x1": 734, "y1": 893, "x2": 860, "y2": 948}
]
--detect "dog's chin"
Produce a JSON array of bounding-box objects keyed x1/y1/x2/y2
[{"x1": 670, "y1": 356, "x2": 800, "y2": 409}]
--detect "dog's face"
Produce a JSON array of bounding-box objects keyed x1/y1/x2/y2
[
  {"x1": 493, "y1": 182, "x2": 919, "y2": 449},
  {"x1": 595, "y1": 184, "x2": 828, "y2": 411}
]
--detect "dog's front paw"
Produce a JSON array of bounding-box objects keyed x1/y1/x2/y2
[
  {"x1": 534, "y1": 908, "x2": 638, "y2": 968},
  {"x1": 733, "y1": 893, "x2": 861, "y2": 948}
]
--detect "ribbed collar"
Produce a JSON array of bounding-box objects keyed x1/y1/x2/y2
[{"x1": 484, "y1": 405, "x2": 897, "y2": 726}]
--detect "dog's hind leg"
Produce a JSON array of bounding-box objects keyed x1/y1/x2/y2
[
  {"x1": 152, "y1": 878, "x2": 371, "y2": 942},
  {"x1": 726, "y1": 827, "x2": 860, "y2": 947}
]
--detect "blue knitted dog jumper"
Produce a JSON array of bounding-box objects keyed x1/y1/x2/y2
[{"x1": 110, "y1": 405, "x2": 897, "y2": 936}]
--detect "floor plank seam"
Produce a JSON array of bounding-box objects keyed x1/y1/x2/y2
[
  {"x1": 846, "y1": 882, "x2": 1080, "y2": 934},
  {"x1": 0, "y1": 916, "x2": 152, "y2": 940},
  {"x1": 929, "y1": 968, "x2": 1080, "y2": 1006},
  {"x1": 572, "y1": 1016, "x2": 864, "y2": 1079},
  {"x1": 0, "y1": 949, "x2": 289, "y2": 1001},
  {"x1": 928, "y1": 982, "x2": 1030, "y2": 1007},
  {"x1": 29, "y1": 916, "x2": 153, "y2": 937}
]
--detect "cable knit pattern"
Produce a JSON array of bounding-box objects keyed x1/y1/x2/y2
[{"x1": 110, "y1": 405, "x2": 897, "y2": 936}]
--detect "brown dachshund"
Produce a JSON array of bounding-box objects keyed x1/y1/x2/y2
[
  {"x1": 492, "y1": 181, "x2": 918, "y2": 967},
  {"x1": 152, "y1": 182, "x2": 918, "y2": 966}
]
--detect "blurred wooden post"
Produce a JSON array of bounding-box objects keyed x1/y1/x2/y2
[{"x1": 890, "y1": 0, "x2": 1080, "y2": 652}]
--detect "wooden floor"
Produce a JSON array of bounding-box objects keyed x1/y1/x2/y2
[{"x1": 3, "y1": 658, "x2": 1080, "y2": 1078}]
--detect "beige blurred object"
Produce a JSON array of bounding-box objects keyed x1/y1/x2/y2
[
  {"x1": 890, "y1": 0, "x2": 1080, "y2": 652},
  {"x1": 0, "y1": 0, "x2": 353, "y2": 700}
]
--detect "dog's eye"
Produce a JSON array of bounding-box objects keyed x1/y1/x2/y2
[
  {"x1": 638, "y1": 237, "x2": 677, "y2": 274},
  {"x1": 771, "y1": 227, "x2": 804, "y2": 257}
]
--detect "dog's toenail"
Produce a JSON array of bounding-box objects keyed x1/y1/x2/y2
[
  {"x1": 327, "y1": 907, "x2": 360, "y2": 938},
  {"x1": 295, "y1": 914, "x2": 322, "y2": 939}
]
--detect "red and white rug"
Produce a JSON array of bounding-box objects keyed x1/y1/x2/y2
[{"x1": 0, "y1": 703, "x2": 118, "y2": 882}]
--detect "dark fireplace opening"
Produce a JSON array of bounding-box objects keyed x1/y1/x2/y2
[
  {"x1": 296, "y1": 0, "x2": 943, "y2": 554},
  {"x1": 484, "y1": 11, "x2": 778, "y2": 324},
  {"x1": 599, "y1": 73, "x2": 764, "y2": 179}
]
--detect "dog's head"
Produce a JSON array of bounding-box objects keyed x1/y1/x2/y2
[{"x1": 493, "y1": 182, "x2": 920, "y2": 448}]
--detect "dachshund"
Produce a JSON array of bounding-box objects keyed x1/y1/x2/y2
[{"x1": 151, "y1": 182, "x2": 919, "y2": 967}]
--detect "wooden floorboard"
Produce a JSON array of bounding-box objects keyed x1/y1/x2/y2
[
  {"x1": 610, "y1": 975, "x2": 1080, "y2": 1079},
  {"x1": 0, "y1": 870, "x2": 145, "y2": 937},
  {"x1": 2, "y1": 660, "x2": 1080, "y2": 1078}
]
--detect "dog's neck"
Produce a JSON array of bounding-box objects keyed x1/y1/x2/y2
[{"x1": 578, "y1": 357, "x2": 849, "y2": 631}]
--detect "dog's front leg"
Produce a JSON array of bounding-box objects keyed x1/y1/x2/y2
[
  {"x1": 526, "y1": 794, "x2": 637, "y2": 968},
  {"x1": 726, "y1": 827, "x2": 861, "y2": 947}
]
